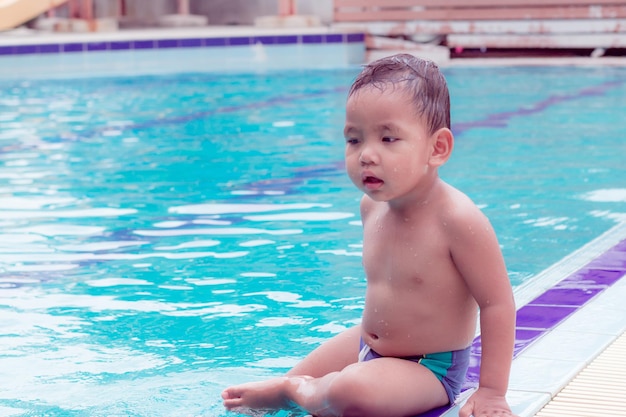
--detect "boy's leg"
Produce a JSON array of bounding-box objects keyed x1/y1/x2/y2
[
  {"x1": 318, "y1": 357, "x2": 449, "y2": 417},
  {"x1": 223, "y1": 355, "x2": 449, "y2": 417},
  {"x1": 222, "y1": 326, "x2": 361, "y2": 411}
]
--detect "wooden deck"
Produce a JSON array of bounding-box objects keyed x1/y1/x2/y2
[{"x1": 333, "y1": 0, "x2": 626, "y2": 56}]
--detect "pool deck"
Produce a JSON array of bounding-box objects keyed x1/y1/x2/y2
[{"x1": 2, "y1": 24, "x2": 625, "y2": 417}]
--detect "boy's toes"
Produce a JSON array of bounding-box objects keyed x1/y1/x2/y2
[
  {"x1": 221, "y1": 388, "x2": 243, "y2": 407},
  {"x1": 222, "y1": 397, "x2": 243, "y2": 409}
]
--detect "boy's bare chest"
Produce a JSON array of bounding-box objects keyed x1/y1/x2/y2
[{"x1": 361, "y1": 214, "x2": 452, "y2": 284}]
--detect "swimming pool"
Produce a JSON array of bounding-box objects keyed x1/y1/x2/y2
[{"x1": 0, "y1": 64, "x2": 624, "y2": 416}]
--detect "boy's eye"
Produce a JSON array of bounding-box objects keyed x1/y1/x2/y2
[
  {"x1": 346, "y1": 137, "x2": 360, "y2": 144},
  {"x1": 382, "y1": 137, "x2": 398, "y2": 143}
]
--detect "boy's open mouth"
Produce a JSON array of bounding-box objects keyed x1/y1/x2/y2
[
  {"x1": 364, "y1": 176, "x2": 382, "y2": 184},
  {"x1": 363, "y1": 175, "x2": 383, "y2": 189}
]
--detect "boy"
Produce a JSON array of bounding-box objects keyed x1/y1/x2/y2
[{"x1": 222, "y1": 54, "x2": 517, "y2": 417}]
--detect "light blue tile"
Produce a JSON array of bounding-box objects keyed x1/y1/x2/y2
[
  {"x1": 507, "y1": 390, "x2": 552, "y2": 417},
  {"x1": 555, "y1": 299, "x2": 626, "y2": 336},
  {"x1": 519, "y1": 328, "x2": 615, "y2": 362},
  {"x1": 591, "y1": 277, "x2": 626, "y2": 312},
  {"x1": 509, "y1": 357, "x2": 582, "y2": 396}
]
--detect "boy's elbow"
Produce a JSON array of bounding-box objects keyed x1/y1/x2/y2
[{"x1": 481, "y1": 298, "x2": 516, "y2": 320}]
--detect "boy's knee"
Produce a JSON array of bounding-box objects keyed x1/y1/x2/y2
[{"x1": 326, "y1": 364, "x2": 378, "y2": 417}]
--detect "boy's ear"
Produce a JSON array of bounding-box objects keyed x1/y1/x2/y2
[{"x1": 429, "y1": 128, "x2": 454, "y2": 167}]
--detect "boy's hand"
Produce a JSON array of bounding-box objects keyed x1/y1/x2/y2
[{"x1": 459, "y1": 387, "x2": 518, "y2": 417}]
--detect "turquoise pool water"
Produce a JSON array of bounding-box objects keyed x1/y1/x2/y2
[{"x1": 0, "y1": 66, "x2": 624, "y2": 416}]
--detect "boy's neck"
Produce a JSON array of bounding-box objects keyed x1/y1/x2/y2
[{"x1": 386, "y1": 175, "x2": 444, "y2": 215}]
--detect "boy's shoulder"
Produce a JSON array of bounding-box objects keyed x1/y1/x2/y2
[{"x1": 438, "y1": 182, "x2": 489, "y2": 225}]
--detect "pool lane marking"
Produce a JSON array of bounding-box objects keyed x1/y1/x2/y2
[
  {"x1": 104, "y1": 78, "x2": 623, "y2": 137},
  {"x1": 453, "y1": 79, "x2": 624, "y2": 135},
  {"x1": 233, "y1": 77, "x2": 626, "y2": 193},
  {"x1": 9, "y1": 76, "x2": 619, "y2": 150},
  {"x1": 96, "y1": 86, "x2": 348, "y2": 134}
]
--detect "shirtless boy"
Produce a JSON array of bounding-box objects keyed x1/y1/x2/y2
[{"x1": 222, "y1": 54, "x2": 517, "y2": 417}]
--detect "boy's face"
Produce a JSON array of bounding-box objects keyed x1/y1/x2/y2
[{"x1": 344, "y1": 84, "x2": 435, "y2": 203}]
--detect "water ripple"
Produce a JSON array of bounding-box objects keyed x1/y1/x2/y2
[
  {"x1": 169, "y1": 202, "x2": 331, "y2": 215},
  {"x1": 243, "y1": 212, "x2": 354, "y2": 221},
  {"x1": 134, "y1": 227, "x2": 302, "y2": 236},
  {"x1": 0, "y1": 251, "x2": 250, "y2": 262}
]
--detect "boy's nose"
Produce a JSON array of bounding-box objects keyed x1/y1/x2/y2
[{"x1": 359, "y1": 146, "x2": 378, "y2": 165}]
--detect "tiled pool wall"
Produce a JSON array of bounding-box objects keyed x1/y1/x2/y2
[{"x1": 0, "y1": 27, "x2": 366, "y2": 78}]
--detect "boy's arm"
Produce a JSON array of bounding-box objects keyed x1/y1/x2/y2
[
  {"x1": 448, "y1": 208, "x2": 517, "y2": 417},
  {"x1": 460, "y1": 297, "x2": 516, "y2": 417}
]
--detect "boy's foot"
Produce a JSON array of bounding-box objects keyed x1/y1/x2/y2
[{"x1": 222, "y1": 376, "x2": 305, "y2": 411}]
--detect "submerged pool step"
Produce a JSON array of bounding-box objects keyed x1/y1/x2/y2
[{"x1": 534, "y1": 331, "x2": 626, "y2": 417}]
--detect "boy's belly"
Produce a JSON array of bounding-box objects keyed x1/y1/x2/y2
[{"x1": 360, "y1": 294, "x2": 477, "y2": 357}]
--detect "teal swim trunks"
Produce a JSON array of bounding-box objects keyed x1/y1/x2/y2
[{"x1": 358, "y1": 338, "x2": 470, "y2": 404}]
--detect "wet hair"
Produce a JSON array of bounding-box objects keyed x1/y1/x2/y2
[{"x1": 348, "y1": 54, "x2": 450, "y2": 135}]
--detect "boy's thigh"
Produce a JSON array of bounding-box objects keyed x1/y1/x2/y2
[{"x1": 336, "y1": 357, "x2": 449, "y2": 416}]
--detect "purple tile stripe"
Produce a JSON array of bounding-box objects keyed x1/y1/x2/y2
[
  {"x1": 0, "y1": 32, "x2": 364, "y2": 56},
  {"x1": 416, "y1": 237, "x2": 626, "y2": 417}
]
